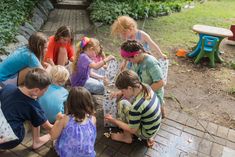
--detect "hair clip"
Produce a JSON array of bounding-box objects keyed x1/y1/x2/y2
[{"x1": 80, "y1": 37, "x2": 90, "y2": 48}]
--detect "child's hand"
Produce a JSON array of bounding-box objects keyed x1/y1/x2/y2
[
  {"x1": 42, "y1": 62, "x2": 52, "y2": 73},
  {"x1": 103, "y1": 77, "x2": 109, "y2": 85},
  {"x1": 161, "y1": 53, "x2": 168, "y2": 59},
  {"x1": 120, "y1": 60, "x2": 127, "y2": 71},
  {"x1": 56, "y1": 112, "x2": 64, "y2": 120},
  {"x1": 106, "y1": 55, "x2": 115, "y2": 62},
  {"x1": 110, "y1": 91, "x2": 123, "y2": 99},
  {"x1": 104, "y1": 114, "x2": 114, "y2": 123}
]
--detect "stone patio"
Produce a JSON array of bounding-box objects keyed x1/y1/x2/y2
[
  {"x1": 1, "y1": 5, "x2": 235, "y2": 157},
  {"x1": 1, "y1": 105, "x2": 235, "y2": 157}
]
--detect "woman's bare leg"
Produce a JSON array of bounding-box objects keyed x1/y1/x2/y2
[
  {"x1": 57, "y1": 47, "x2": 68, "y2": 66},
  {"x1": 111, "y1": 131, "x2": 132, "y2": 144},
  {"x1": 32, "y1": 126, "x2": 50, "y2": 149}
]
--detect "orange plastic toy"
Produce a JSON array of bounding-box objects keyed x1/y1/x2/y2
[{"x1": 176, "y1": 49, "x2": 187, "y2": 57}]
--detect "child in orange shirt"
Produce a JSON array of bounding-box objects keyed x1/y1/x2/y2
[{"x1": 44, "y1": 26, "x2": 74, "y2": 66}]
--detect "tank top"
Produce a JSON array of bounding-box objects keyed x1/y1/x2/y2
[
  {"x1": 135, "y1": 30, "x2": 150, "y2": 52},
  {"x1": 55, "y1": 116, "x2": 96, "y2": 157}
]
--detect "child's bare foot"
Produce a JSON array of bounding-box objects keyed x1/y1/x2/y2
[
  {"x1": 147, "y1": 138, "x2": 155, "y2": 148},
  {"x1": 32, "y1": 134, "x2": 51, "y2": 149},
  {"x1": 111, "y1": 132, "x2": 132, "y2": 144}
]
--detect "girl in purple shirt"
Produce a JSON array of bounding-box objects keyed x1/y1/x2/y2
[
  {"x1": 71, "y1": 37, "x2": 114, "y2": 95},
  {"x1": 50, "y1": 87, "x2": 97, "y2": 157}
]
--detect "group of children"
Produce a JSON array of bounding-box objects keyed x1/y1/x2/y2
[{"x1": 0, "y1": 15, "x2": 168, "y2": 156}]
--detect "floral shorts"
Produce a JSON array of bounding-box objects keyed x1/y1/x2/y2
[{"x1": 117, "y1": 99, "x2": 131, "y2": 123}]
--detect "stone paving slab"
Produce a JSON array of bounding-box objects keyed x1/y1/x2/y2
[{"x1": 2, "y1": 107, "x2": 235, "y2": 157}]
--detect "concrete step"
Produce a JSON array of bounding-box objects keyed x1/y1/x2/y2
[{"x1": 53, "y1": 0, "x2": 90, "y2": 9}]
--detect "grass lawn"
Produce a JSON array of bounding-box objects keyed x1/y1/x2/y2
[
  {"x1": 96, "y1": 0, "x2": 235, "y2": 56},
  {"x1": 144, "y1": 0, "x2": 235, "y2": 50}
]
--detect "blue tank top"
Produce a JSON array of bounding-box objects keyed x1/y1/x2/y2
[
  {"x1": 135, "y1": 31, "x2": 150, "y2": 52},
  {"x1": 55, "y1": 116, "x2": 96, "y2": 157}
]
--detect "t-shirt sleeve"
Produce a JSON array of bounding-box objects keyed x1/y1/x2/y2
[
  {"x1": 81, "y1": 54, "x2": 93, "y2": 68},
  {"x1": 28, "y1": 53, "x2": 41, "y2": 68},
  {"x1": 148, "y1": 60, "x2": 163, "y2": 82},
  {"x1": 66, "y1": 43, "x2": 74, "y2": 60},
  {"x1": 30, "y1": 102, "x2": 47, "y2": 127},
  {"x1": 128, "y1": 108, "x2": 141, "y2": 129}
]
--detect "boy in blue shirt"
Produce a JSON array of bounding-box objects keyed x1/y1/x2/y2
[{"x1": 39, "y1": 65, "x2": 69, "y2": 123}]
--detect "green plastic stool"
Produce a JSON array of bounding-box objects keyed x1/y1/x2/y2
[{"x1": 194, "y1": 35, "x2": 219, "y2": 67}]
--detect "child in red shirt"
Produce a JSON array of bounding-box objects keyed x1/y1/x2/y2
[{"x1": 44, "y1": 26, "x2": 74, "y2": 66}]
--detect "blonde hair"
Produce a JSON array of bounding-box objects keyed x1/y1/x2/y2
[
  {"x1": 50, "y1": 65, "x2": 69, "y2": 86},
  {"x1": 97, "y1": 44, "x2": 106, "y2": 59},
  {"x1": 111, "y1": 16, "x2": 137, "y2": 37},
  {"x1": 72, "y1": 37, "x2": 100, "y2": 73}
]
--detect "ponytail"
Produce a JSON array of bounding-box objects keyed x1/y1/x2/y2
[{"x1": 140, "y1": 82, "x2": 151, "y2": 100}]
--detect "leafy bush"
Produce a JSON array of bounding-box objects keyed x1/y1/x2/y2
[
  {"x1": 0, "y1": 0, "x2": 39, "y2": 49},
  {"x1": 89, "y1": 1, "x2": 132, "y2": 24},
  {"x1": 88, "y1": 0, "x2": 192, "y2": 24}
]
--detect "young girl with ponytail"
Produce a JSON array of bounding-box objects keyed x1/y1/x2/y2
[{"x1": 71, "y1": 37, "x2": 114, "y2": 95}]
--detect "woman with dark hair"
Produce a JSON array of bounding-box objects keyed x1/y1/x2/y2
[{"x1": 120, "y1": 40, "x2": 166, "y2": 117}]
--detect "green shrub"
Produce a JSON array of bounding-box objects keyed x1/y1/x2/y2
[
  {"x1": 0, "y1": 0, "x2": 39, "y2": 50},
  {"x1": 88, "y1": 1, "x2": 132, "y2": 24},
  {"x1": 88, "y1": 0, "x2": 192, "y2": 24}
]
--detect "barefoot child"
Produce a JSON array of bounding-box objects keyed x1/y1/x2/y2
[
  {"x1": 38, "y1": 65, "x2": 69, "y2": 123},
  {"x1": 44, "y1": 26, "x2": 74, "y2": 66},
  {"x1": 71, "y1": 37, "x2": 115, "y2": 94},
  {"x1": 0, "y1": 68, "x2": 53, "y2": 149},
  {"x1": 105, "y1": 70, "x2": 162, "y2": 147},
  {"x1": 50, "y1": 87, "x2": 96, "y2": 157}
]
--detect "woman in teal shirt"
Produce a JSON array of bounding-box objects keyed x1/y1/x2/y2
[
  {"x1": 120, "y1": 40, "x2": 165, "y2": 117},
  {"x1": 0, "y1": 32, "x2": 49, "y2": 86}
]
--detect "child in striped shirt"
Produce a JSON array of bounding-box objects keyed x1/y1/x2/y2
[{"x1": 105, "y1": 70, "x2": 162, "y2": 147}]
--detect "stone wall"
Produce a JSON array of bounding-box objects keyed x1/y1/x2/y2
[{"x1": 0, "y1": 0, "x2": 54, "y2": 61}]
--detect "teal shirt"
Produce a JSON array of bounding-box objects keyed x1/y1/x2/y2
[
  {"x1": 0, "y1": 46, "x2": 41, "y2": 82},
  {"x1": 38, "y1": 84, "x2": 68, "y2": 123},
  {"x1": 131, "y1": 54, "x2": 164, "y2": 104}
]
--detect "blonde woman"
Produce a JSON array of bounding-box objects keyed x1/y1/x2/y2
[{"x1": 111, "y1": 15, "x2": 167, "y2": 59}]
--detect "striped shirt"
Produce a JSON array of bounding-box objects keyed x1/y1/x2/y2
[{"x1": 128, "y1": 86, "x2": 161, "y2": 138}]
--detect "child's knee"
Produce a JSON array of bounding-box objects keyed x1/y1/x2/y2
[{"x1": 58, "y1": 47, "x2": 67, "y2": 53}]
